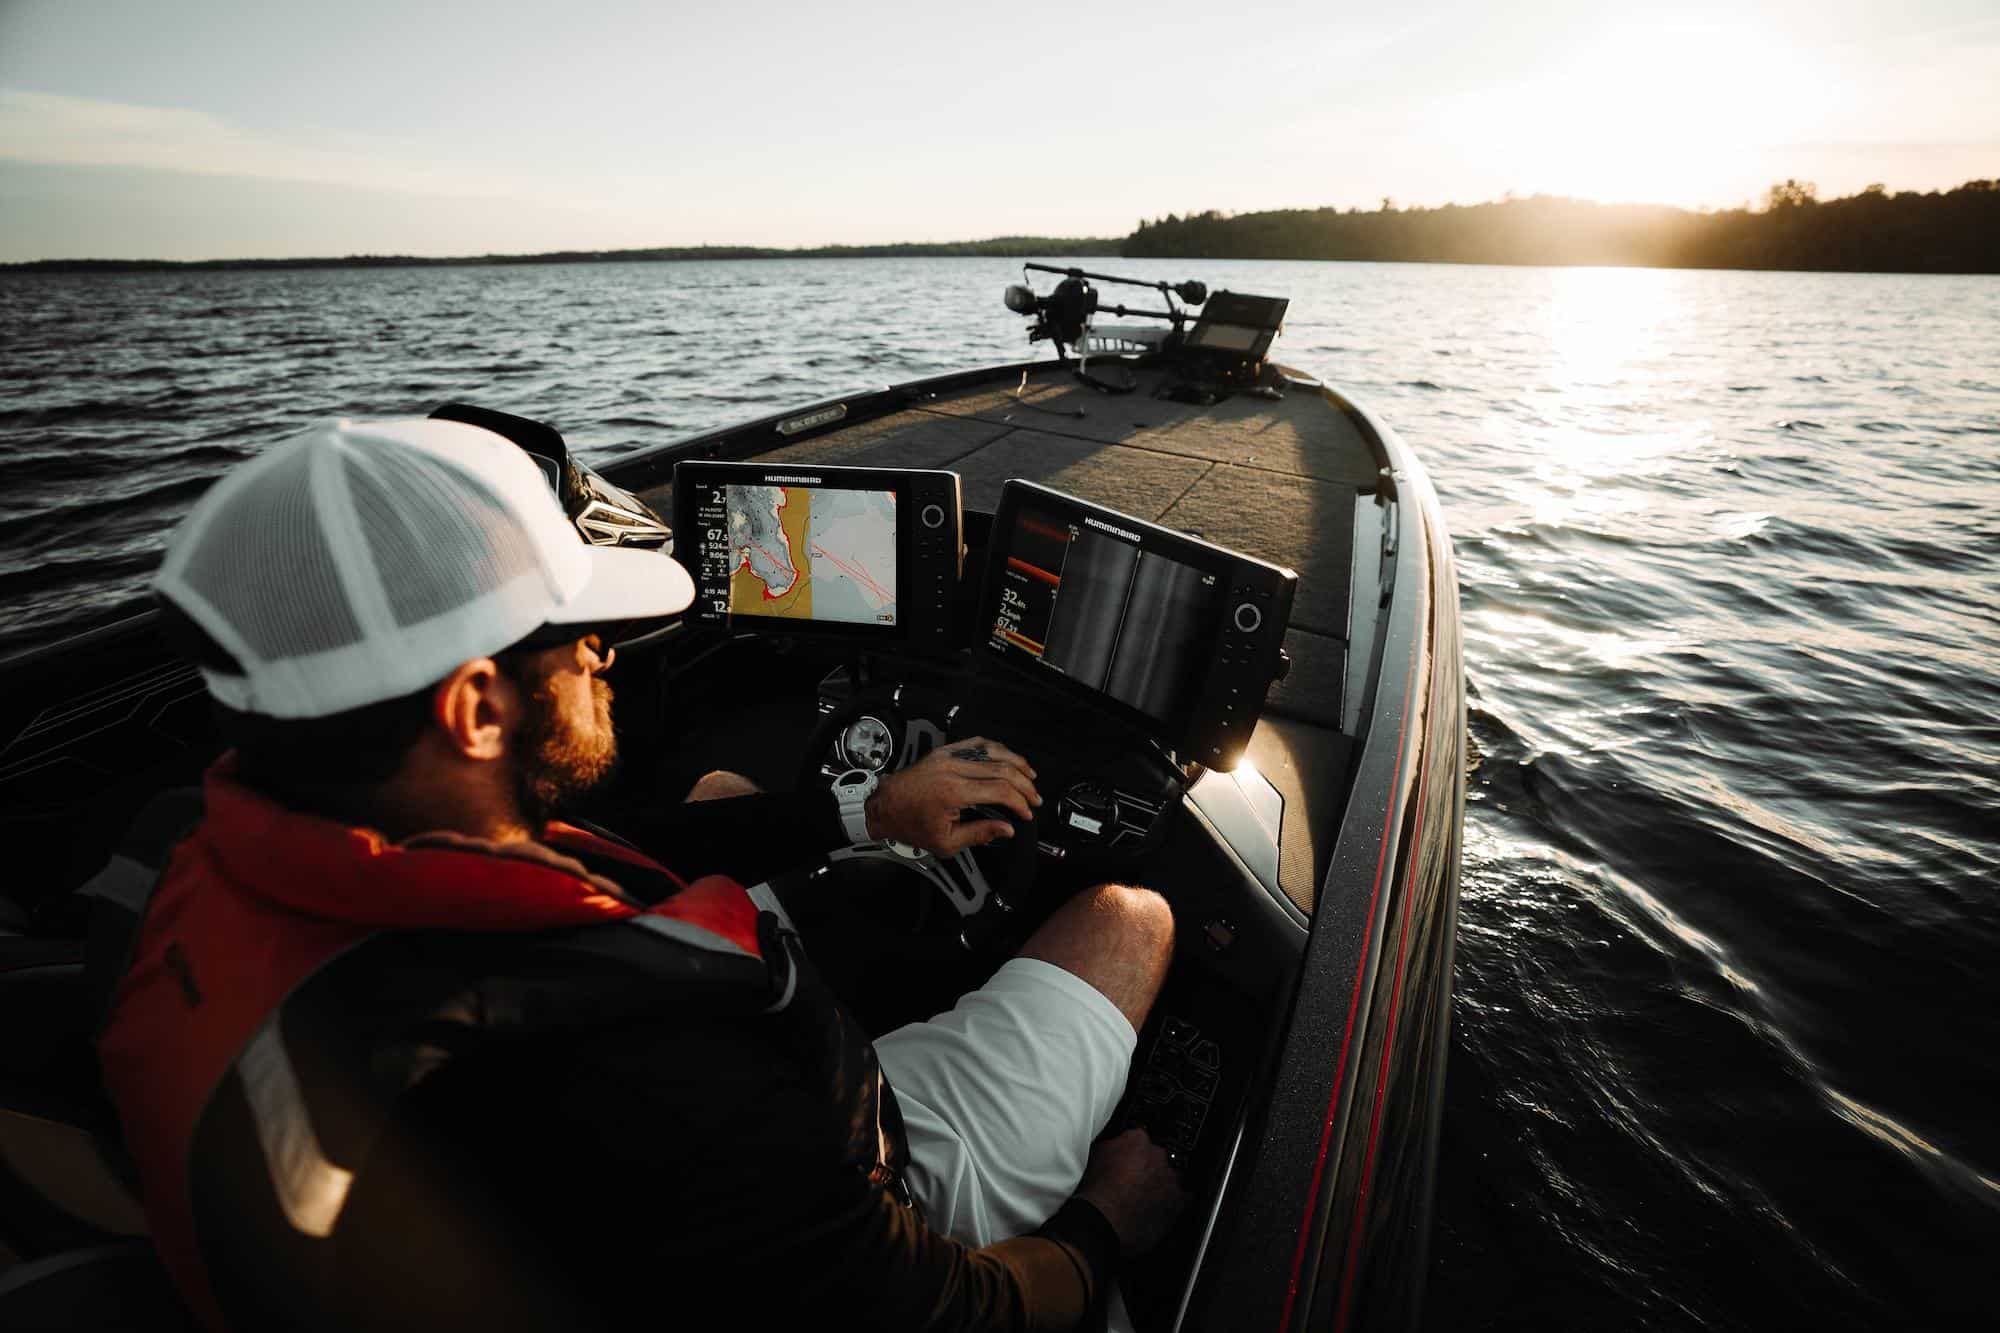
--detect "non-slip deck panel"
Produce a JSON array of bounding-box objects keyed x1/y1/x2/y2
[
  {"x1": 1137, "y1": 393, "x2": 1382, "y2": 487},
  {"x1": 915, "y1": 373, "x2": 1211, "y2": 444},
  {"x1": 1158, "y1": 466, "x2": 1357, "y2": 641},
  {"x1": 946, "y1": 429, "x2": 1213, "y2": 520},
  {"x1": 915, "y1": 368, "x2": 1381, "y2": 487},
  {"x1": 757, "y1": 411, "x2": 1015, "y2": 470}
]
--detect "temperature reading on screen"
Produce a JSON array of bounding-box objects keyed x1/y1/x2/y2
[
  {"x1": 688, "y1": 485, "x2": 739, "y2": 601},
  {"x1": 988, "y1": 512, "x2": 1075, "y2": 660},
  {"x1": 993, "y1": 586, "x2": 1030, "y2": 643}
]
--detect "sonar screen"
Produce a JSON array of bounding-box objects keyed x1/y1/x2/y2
[
  {"x1": 981, "y1": 481, "x2": 1296, "y2": 765},
  {"x1": 992, "y1": 508, "x2": 1219, "y2": 729}
]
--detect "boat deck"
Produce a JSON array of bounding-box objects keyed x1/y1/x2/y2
[{"x1": 635, "y1": 361, "x2": 1385, "y2": 916}]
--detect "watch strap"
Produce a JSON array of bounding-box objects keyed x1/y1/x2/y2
[{"x1": 832, "y1": 769, "x2": 878, "y2": 844}]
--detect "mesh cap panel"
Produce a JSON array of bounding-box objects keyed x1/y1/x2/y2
[
  {"x1": 155, "y1": 417, "x2": 692, "y2": 719},
  {"x1": 344, "y1": 447, "x2": 541, "y2": 629},
  {"x1": 175, "y1": 444, "x2": 362, "y2": 660}
]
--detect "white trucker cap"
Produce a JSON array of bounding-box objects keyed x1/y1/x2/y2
[{"x1": 155, "y1": 417, "x2": 694, "y2": 719}]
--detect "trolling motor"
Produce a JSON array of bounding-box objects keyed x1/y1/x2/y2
[
  {"x1": 1004, "y1": 264, "x2": 1208, "y2": 360},
  {"x1": 1002, "y1": 264, "x2": 1287, "y2": 402}
]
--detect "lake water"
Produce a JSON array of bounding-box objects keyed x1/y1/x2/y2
[{"x1": 3, "y1": 258, "x2": 1997, "y2": 1328}]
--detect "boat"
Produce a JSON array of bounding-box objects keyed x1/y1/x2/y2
[{"x1": 0, "y1": 266, "x2": 1466, "y2": 1331}]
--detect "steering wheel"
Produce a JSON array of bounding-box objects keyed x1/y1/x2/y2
[{"x1": 796, "y1": 697, "x2": 1038, "y2": 948}]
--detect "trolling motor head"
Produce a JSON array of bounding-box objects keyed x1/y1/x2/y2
[
  {"x1": 1003, "y1": 274, "x2": 1096, "y2": 348},
  {"x1": 1041, "y1": 276, "x2": 1097, "y2": 346}
]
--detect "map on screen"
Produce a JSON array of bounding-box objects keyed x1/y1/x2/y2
[{"x1": 726, "y1": 484, "x2": 898, "y2": 626}]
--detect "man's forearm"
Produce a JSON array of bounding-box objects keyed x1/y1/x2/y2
[
  {"x1": 846, "y1": 1188, "x2": 1121, "y2": 1333},
  {"x1": 623, "y1": 788, "x2": 847, "y2": 883}
]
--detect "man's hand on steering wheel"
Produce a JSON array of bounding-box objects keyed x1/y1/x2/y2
[{"x1": 864, "y1": 737, "x2": 1041, "y2": 857}]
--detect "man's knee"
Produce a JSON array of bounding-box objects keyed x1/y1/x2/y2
[
  {"x1": 685, "y1": 769, "x2": 763, "y2": 802},
  {"x1": 1082, "y1": 883, "x2": 1175, "y2": 970},
  {"x1": 1020, "y1": 883, "x2": 1175, "y2": 1032}
]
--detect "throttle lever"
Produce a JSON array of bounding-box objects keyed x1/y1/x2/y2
[{"x1": 954, "y1": 804, "x2": 1039, "y2": 954}]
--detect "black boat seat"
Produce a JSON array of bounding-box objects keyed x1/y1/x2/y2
[
  {"x1": 0, "y1": 789, "x2": 199, "y2": 1090},
  {"x1": 0, "y1": 791, "x2": 197, "y2": 1268},
  {"x1": 0, "y1": 787, "x2": 201, "y2": 1083},
  {"x1": 0, "y1": 939, "x2": 88, "y2": 1080},
  {"x1": 0, "y1": 1240, "x2": 190, "y2": 1332},
  {"x1": 75, "y1": 788, "x2": 205, "y2": 1033}
]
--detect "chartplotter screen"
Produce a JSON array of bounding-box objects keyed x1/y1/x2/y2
[
  {"x1": 717, "y1": 483, "x2": 898, "y2": 627},
  {"x1": 673, "y1": 461, "x2": 960, "y2": 644}
]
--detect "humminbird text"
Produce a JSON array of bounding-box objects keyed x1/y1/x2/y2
[{"x1": 1084, "y1": 515, "x2": 1141, "y2": 542}]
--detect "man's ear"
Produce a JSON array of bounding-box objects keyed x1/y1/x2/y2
[{"x1": 432, "y1": 658, "x2": 514, "y2": 762}]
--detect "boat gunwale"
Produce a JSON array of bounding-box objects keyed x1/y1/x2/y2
[{"x1": 1187, "y1": 390, "x2": 1464, "y2": 1331}]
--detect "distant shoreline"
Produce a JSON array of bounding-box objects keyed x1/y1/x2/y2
[
  {"x1": 0, "y1": 236, "x2": 1123, "y2": 274},
  {"x1": 7, "y1": 179, "x2": 1997, "y2": 274}
]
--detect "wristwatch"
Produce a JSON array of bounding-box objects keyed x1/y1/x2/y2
[{"x1": 831, "y1": 768, "x2": 879, "y2": 844}]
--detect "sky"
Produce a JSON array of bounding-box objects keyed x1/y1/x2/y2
[{"x1": 2, "y1": 0, "x2": 1996, "y2": 261}]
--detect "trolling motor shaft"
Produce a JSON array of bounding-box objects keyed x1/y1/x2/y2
[{"x1": 1022, "y1": 264, "x2": 1208, "y2": 311}]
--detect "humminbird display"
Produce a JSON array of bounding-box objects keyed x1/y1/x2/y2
[
  {"x1": 671, "y1": 461, "x2": 962, "y2": 642},
  {"x1": 980, "y1": 480, "x2": 1296, "y2": 768}
]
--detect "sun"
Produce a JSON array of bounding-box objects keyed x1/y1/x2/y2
[{"x1": 1465, "y1": 21, "x2": 1837, "y2": 207}]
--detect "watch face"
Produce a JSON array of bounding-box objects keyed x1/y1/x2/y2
[{"x1": 837, "y1": 715, "x2": 896, "y2": 772}]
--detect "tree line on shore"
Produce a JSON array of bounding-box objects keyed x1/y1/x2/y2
[
  {"x1": 8, "y1": 180, "x2": 1995, "y2": 274},
  {"x1": 5, "y1": 235, "x2": 1123, "y2": 273},
  {"x1": 1121, "y1": 179, "x2": 2000, "y2": 273}
]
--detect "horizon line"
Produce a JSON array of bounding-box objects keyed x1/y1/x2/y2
[{"x1": 7, "y1": 178, "x2": 1993, "y2": 269}]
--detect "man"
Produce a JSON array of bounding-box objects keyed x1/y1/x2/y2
[{"x1": 100, "y1": 417, "x2": 1184, "y2": 1332}]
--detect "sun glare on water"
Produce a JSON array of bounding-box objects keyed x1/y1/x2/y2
[
  {"x1": 1545, "y1": 265, "x2": 1679, "y2": 390},
  {"x1": 1515, "y1": 266, "x2": 1708, "y2": 522}
]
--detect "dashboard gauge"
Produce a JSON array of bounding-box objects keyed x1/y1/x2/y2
[{"x1": 837, "y1": 716, "x2": 896, "y2": 772}]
